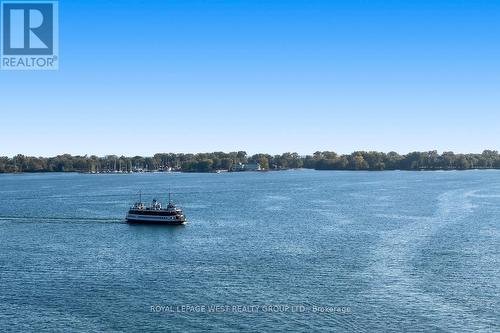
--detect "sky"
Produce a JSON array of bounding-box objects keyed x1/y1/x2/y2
[{"x1": 1, "y1": 0, "x2": 499, "y2": 157}]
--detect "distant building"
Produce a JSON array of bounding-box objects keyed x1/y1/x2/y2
[
  {"x1": 231, "y1": 163, "x2": 245, "y2": 172},
  {"x1": 230, "y1": 162, "x2": 261, "y2": 172},
  {"x1": 244, "y1": 163, "x2": 261, "y2": 171}
]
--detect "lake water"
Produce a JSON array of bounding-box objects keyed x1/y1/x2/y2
[{"x1": 0, "y1": 171, "x2": 499, "y2": 332}]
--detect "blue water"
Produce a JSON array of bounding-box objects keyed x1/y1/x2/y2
[{"x1": 0, "y1": 171, "x2": 499, "y2": 332}]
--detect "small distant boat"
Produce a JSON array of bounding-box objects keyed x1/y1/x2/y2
[{"x1": 126, "y1": 192, "x2": 187, "y2": 225}]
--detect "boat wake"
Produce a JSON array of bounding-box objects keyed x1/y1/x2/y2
[
  {"x1": 368, "y1": 189, "x2": 494, "y2": 331},
  {"x1": 0, "y1": 216, "x2": 124, "y2": 223}
]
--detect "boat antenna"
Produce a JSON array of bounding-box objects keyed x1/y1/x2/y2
[
  {"x1": 139, "y1": 190, "x2": 142, "y2": 203},
  {"x1": 169, "y1": 188, "x2": 171, "y2": 203}
]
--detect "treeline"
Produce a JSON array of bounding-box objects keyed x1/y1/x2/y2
[
  {"x1": 305, "y1": 150, "x2": 500, "y2": 170},
  {"x1": 1, "y1": 150, "x2": 500, "y2": 173}
]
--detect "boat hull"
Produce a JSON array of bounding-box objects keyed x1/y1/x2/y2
[
  {"x1": 126, "y1": 213, "x2": 186, "y2": 225},
  {"x1": 126, "y1": 218, "x2": 186, "y2": 225}
]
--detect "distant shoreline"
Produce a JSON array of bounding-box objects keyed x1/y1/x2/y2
[
  {"x1": 1, "y1": 150, "x2": 500, "y2": 173},
  {"x1": 2, "y1": 168, "x2": 500, "y2": 175}
]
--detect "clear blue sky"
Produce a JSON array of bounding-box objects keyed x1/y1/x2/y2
[{"x1": 1, "y1": 0, "x2": 499, "y2": 157}]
